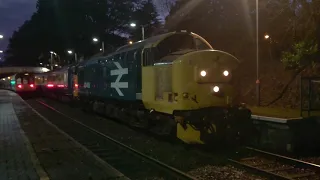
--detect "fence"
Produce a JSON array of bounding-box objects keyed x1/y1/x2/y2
[{"x1": 301, "y1": 77, "x2": 320, "y2": 116}]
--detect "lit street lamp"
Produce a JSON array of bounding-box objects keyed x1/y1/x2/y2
[
  {"x1": 50, "y1": 51, "x2": 58, "y2": 70},
  {"x1": 130, "y1": 22, "x2": 146, "y2": 40},
  {"x1": 67, "y1": 50, "x2": 78, "y2": 63},
  {"x1": 0, "y1": 35, "x2": 3, "y2": 39},
  {"x1": 264, "y1": 34, "x2": 273, "y2": 61},
  {"x1": 129, "y1": 41, "x2": 133, "y2": 45},
  {"x1": 92, "y1": 37, "x2": 105, "y2": 53}
]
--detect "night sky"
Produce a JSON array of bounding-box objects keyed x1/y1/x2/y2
[{"x1": 0, "y1": 0, "x2": 168, "y2": 60}]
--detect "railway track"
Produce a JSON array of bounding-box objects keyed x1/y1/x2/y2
[
  {"x1": 29, "y1": 99, "x2": 198, "y2": 180},
  {"x1": 229, "y1": 147, "x2": 320, "y2": 180}
]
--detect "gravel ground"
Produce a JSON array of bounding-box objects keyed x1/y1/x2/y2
[
  {"x1": 240, "y1": 156, "x2": 319, "y2": 180},
  {"x1": 188, "y1": 165, "x2": 266, "y2": 180},
  {"x1": 29, "y1": 98, "x2": 265, "y2": 180},
  {"x1": 300, "y1": 157, "x2": 320, "y2": 165}
]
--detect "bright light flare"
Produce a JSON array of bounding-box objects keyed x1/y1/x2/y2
[
  {"x1": 93, "y1": 38, "x2": 98, "y2": 42},
  {"x1": 0, "y1": 50, "x2": 3, "y2": 53},
  {"x1": 223, "y1": 70, "x2": 229, "y2": 76},
  {"x1": 200, "y1": 70, "x2": 207, "y2": 77},
  {"x1": 264, "y1": 34, "x2": 270, "y2": 39},
  {"x1": 129, "y1": 41, "x2": 133, "y2": 44},
  {"x1": 18, "y1": 84, "x2": 22, "y2": 88},
  {"x1": 30, "y1": 84, "x2": 34, "y2": 88},
  {"x1": 67, "y1": 50, "x2": 73, "y2": 54},
  {"x1": 130, "y1": 23, "x2": 137, "y2": 27},
  {"x1": 213, "y1": 86, "x2": 220, "y2": 93},
  {"x1": 47, "y1": 84, "x2": 54, "y2": 88},
  {"x1": 0, "y1": 35, "x2": 3, "y2": 39}
]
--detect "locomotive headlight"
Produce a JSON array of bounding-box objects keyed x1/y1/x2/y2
[
  {"x1": 213, "y1": 86, "x2": 220, "y2": 93},
  {"x1": 223, "y1": 70, "x2": 229, "y2": 76},
  {"x1": 200, "y1": 70, "x2": 207, "y2": 77}
]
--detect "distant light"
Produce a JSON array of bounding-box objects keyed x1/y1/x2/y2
[
  {"x1": 8, "y1": 77, "x2": 11, "y2": 80},
  {"x1": 200, "y1": 70, "x2": 207, "y2": 77},
  {"x1": 18, "y1": 84, "x2": 22, "y2": 89},
  {"x1": 42, "y1": 67, "x2": 49, "y2": 72},
  {"x1": 47, "y1": 84, "x2": 54, "y2": 88},
  {"x1": 30, "y1": 84, "x2": 34, "y2": 88},
  {"x1": 130, "y1": 23, "x2": 137, "y2": 27},
  {"x1": 67, "y1": 50, "x2": 73, "y2": 54},
  {"x1": 2, "y1": 78, "x2": 5, "y2": 81},
  {"x1": 24, "y1": 73, "x2": 29, "y2": 76},
  {"x1": 100, "y1": 48, "x2": 102, "y2": 51},
  {"x1": 223, "y1": 70, "x2": 229, "y2": 76},
  {"x1": 55, "y1": 64, "x2": 58, "y2": 67},
  {"x1": 0, "y1": 50, "x2": 3, "y2": 53},
  {"x1": 129, "y1": 41, "x2": 133, "y2": 44},
  {"x1": 213, "y1": 86, "x2": 220, "y2": 93},
  {"x1": 40, "y1": 62, "x2": 43, "y2": 65},
  {"x1": 264, "y1": 34, "x2": 270, "y2": 39},
  {"x1": 50, "y1": 51, "x2": 54, "y2": 54},
  {"x1": 0, "y1": 35, "x2": 3, "y2": 39},
  {"x1": 93, "y1": 38, "x2": 98, "y2": 42}
]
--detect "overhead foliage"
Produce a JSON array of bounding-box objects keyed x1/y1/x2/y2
[
  {"x1": 164, "y1": 0, "x2": 320, "y2": 67},
  {"x1": 281, "y1": 40, "x2": 318, "y2": 71},
  {"x1": 4, "y1": 0, "x2": 160, "y2": 66}
]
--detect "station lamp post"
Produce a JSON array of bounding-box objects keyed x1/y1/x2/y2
[
  {"x1": 255, "y1": 0, "x2": 260, "y2": 106},
  {"x1": 50, "y1": 51, "x2": 57, "y2": 71},
  {"x1": 93, "y1": 37, "x2": 105, "y2": 53},
  {"x1": 130, "y1": 22, "x2": 146, "y2": 40},
  {"x1": 67, "y1": 50, "x2": 78, "y2": 63},
  {"x1": 264, "y1": 34, "x2": 273, "y2": 61}
]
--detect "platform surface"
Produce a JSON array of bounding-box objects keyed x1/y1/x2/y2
[{"x1": 0, "y1": 90, "x2": 129, "y2": 180}]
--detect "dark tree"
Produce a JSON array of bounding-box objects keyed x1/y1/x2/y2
[
  {"x1": 4, "y1": 0, "x2": 150, "y2": 66},
  {"x1": 130, "y1": 0, "x2": 161, "y2": 41}
]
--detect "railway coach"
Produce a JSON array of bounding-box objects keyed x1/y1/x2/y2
[{"x1": 1, "y1": 73, "x2": 37, "y2": 95}]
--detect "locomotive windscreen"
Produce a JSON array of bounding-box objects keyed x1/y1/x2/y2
[{"x1": 16, "y1": 73, "x2": 35, "y2": 85}]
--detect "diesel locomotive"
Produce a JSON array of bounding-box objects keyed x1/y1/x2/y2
[{"x1": 2, "y1": 31, "x2": 252, "y2": 144}]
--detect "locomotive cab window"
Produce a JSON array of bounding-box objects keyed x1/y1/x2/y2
[
  {"x1": 195, "y1": 38, "x2": 211, "y2": 50},
  {"x1": 156, "y1": 34, "x2": 196, "y2": 63}
]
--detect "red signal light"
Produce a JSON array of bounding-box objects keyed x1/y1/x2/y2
[
  {"x1": 17, "y1": 84, "x2": 22, "y2": 88},
  {"x1": 30, "y1": 84, "x2": 34, "y2": 88},
  {"x1": 47, "y1": 84, "x2": 54, "y2": 88},
  {"x1": 57, "y1": 84, "x2": 64, "y2": 88},
  {"x1": 75, "y1": 84, "x2": 79, "y2": 88}
]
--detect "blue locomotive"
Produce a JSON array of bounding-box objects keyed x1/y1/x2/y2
[{"x1": 33, "y1": 31, "x2": 252, "y2": 144}]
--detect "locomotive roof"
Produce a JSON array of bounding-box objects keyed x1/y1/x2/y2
[
  {"x1": 76, "y1": 31, "x2": 212, "y2": 67},
  {"x1": 115, "y1": 32, "x2": 176, "y2": 52}
]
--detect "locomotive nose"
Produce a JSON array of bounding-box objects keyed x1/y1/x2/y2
[{"x1": 191, "y1": 50, "x2": 239, "y2": 84}]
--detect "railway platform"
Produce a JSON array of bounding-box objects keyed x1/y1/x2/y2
[
  {"x1": 0, "y1": 89, "x2": 129, "y2": 180},
  {"x1": 248, "y1": 105, "x2": 320, "y2": 154}
]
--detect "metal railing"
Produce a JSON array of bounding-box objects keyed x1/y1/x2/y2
[{"x1": 300, "y1": 76, "x2": 320, "y2": 117}]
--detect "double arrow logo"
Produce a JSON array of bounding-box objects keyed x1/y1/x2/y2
[{"x1": 110, "y1": 62, "x2": 128, "y2": 96}]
